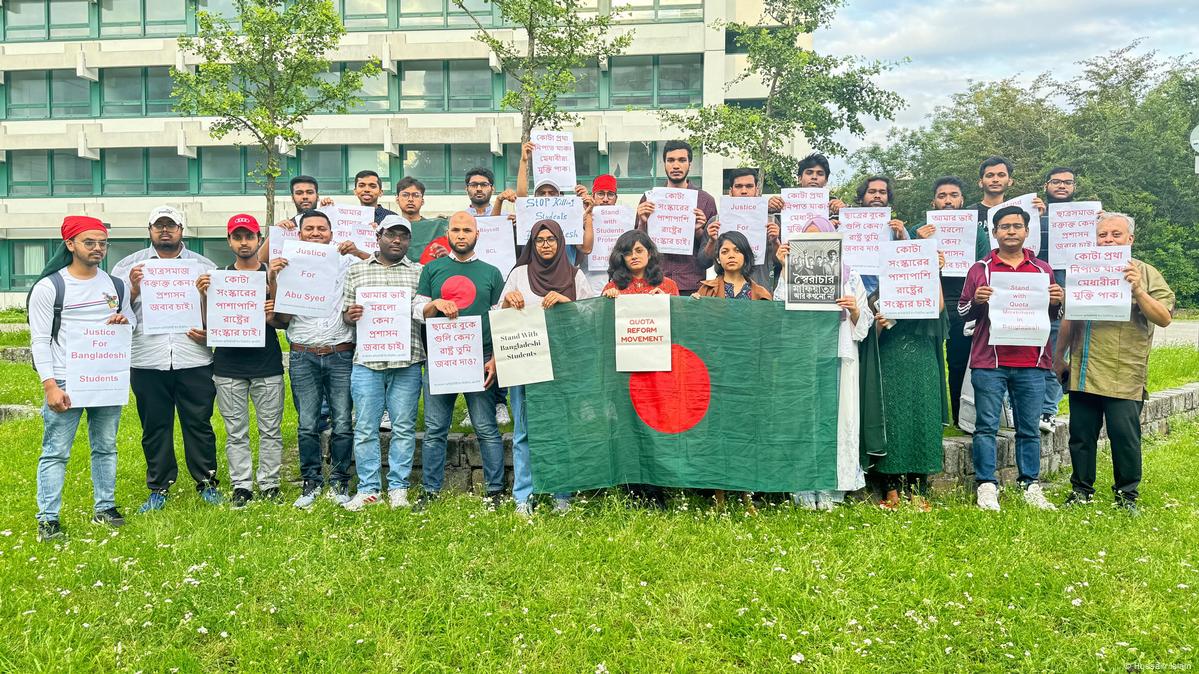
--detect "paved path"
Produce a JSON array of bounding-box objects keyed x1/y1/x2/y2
[{"x1": 1155, "y1": 319, "x2": 1199, "y2": 347}]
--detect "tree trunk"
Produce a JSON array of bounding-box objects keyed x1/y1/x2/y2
[{"x1": 264, "y1": 144, "x2": 278, "y2": 226}]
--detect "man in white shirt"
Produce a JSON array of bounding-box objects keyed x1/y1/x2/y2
[
  {"x1": 111, "y1": 206, "x2": 220, "y2": 513},
  {"x1": 28, "y1": 216, "x2": 134, "y2": 542}
]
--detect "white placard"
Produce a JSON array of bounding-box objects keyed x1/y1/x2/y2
[
  {"x1": 879, "y1": 239, "x2": 940, "y2": 319},
  {"x1": 475, "y1": 216, "x2": 517, "y2": 279},
  {"x1": 321, "y1": 204, "x2": 379, "y2": 255},
  {"x1": 516, "y1": 196, "x2": 584, "y2": 245},
  {"x1": 928, "y1": 209, "x2": 979, "y2": 278},
  {"x1": 1064, "y1": 245, "x2": 1131, "y2": 322},
  {"x1": 1048, "y1": 201, "x2": 1101, "y2": 269},
  {"x1": 718, "y1": 196, "x2": 769, "y2": 262},
  {"x1": 988, "y1": 271, "x2": 1051, "y2": 347},
  {"x1": 207, "y1": 270, "x2": 267, "y2": 347},
  {"x1": 987, "y1": 193, "x2": 1042, "y2": 255},
  {"x1": 65, "y1": 324, "x2": 132, "y2": 408},
  {"x1": 268, "y1": 225, "x2": 299, "y2": 260},
  {"x1": 615, "y1": 294, "x2": 671, "y2": 372},
  {"x1": 784, "y1": 233, "x2": 842, "y2": 311},
  {"x1": 425, "y1": 316, "x2": 486, "y2": 394},
  {"x1": 589, "y1": 205, "x2": 633, "y2": 270},
  {"x1": 780, "y1": 187, "x2": 830, "y2": 237},
  {"x1": 140, "y1": 259, "x2": 202, "y2": 335},
  {"x1": 645, "y1": 188, "x2": 699, "y2": 255},
  {"x1": 838, "y1": 207, "x2": 890, "y2": 276},
  {"x1": 489, "y1": 306, "x2": 554, "y2": 387},
  {"x1": 356, "y1": 287, "x2": 412, "y2": 362},
  {"x1": 274, "y1": 240, "x2": 342, "y2": 317},
  {"x1": 530, "y1": 128, "x2": 576, "y2": 192}
]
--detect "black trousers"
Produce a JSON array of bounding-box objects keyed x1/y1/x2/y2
[
  {"x1": 1067, "y1": 391, "x2": 1143, "y2": 502},
  {"x1": 946, "y1": 310, "x2": 971, "y2": 425},
  {"x1": 131, "y1": 365, "x2": 219, "y2": 492}
]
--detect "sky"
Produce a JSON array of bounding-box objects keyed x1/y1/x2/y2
[{"x1": 812, "y1": 0, "x2": 1198, "y2": 178}]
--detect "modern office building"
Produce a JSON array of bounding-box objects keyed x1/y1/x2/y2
[{"x1": 0, "y1": 0, "x2": 809, "y2": 303}]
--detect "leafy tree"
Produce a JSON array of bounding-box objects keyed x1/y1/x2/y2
[{"x1": 172, "y1": 0, "x2": 380, "y2": 224}]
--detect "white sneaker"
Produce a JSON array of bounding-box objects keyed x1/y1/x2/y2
[
  {"x1": 342, "y1": 492, "x2": 382, "y2": 511},
  {"x1": 379, "y1": 411, "x2": 392, "y2": 432},
  {"x1": 791, "y1": 491, "x2": 818, "y2": 510},
  {"x1": 515, "y1": 501, "x2": 533, "y2": 518},
  {"x1": 325, "y1": 484, "x2": 350, "y2": 505},
  {"x1": 976, "y1": 482, "x2": 1001, "y2": 511},
  {"x1": 460, "y1": 411, "x2": 473, "y2": 428},
  {"x1": 1023, "y1": 482, "x2": 1057, "y2": 511},
  {"x1": 815, "y1": 491, "x2": 835, "y2": 512},
  {"x1": 293, "y1": 484, "x2": 322, "y2": 509},
  {"x1": 553, "y1": 497, "x2": 572, "y2": 514},
  {"x1": 495, "y1": 403, "x2": 511, "y2": 425},
  {"x1": 389, "y1": 488, "x2": 410, "y2": 509}
]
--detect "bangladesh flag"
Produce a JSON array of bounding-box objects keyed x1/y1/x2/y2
[{"x1": 525, "y1": 297, "x2": 841, "y2": 493}]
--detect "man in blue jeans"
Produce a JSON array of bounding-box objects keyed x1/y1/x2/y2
[
  {"x1": 1036, "y1": 167, "x2": 1077, "y2": 430},
  {"x1": 958, "y1": 205, "x2": 1064, "y2": 512}
]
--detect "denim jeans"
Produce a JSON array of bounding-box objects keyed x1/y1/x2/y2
[
  {"x1": 510, "y1": 385, "x2": 570, "y2": 505},
  {"x1": 971, "y1": 366, "x2": 1046, "y2": 485},
  {"x1": 350, "y1": 362, "x2": 423, "y2": 493},
  {"x1": 421, "y1": 369, "x2": 504, "y2": 494},
  {"x1": 36, "y1": 380, "x2": 121, "y2": 522},
  {"x1": 289, "y1": 349, "x2": 354, "y2": 486},
  {"x1": 1042, "y1": 318, "x2": 1064, "y2": 415}
]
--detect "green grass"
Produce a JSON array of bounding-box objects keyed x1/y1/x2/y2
[
  {"x1": 1056, "y1": 345, "x2": 1199, "y2": 417},
  {"x1": 0, "y1": 330, "x2": 31, "y2": 347},
  {"x1": 0, "y1": 308, "x2": 27, "y2": 324}
]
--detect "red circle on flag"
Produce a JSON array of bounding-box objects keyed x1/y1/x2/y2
[
  {"x1": 628, "y1": 344, "x2": 711, "y2": 434},
  {"x1": 441, "y1": 275, "x2": 477, "y2": 310}
]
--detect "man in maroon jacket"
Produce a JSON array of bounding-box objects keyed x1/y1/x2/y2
[{"x1": 634, "y1": 140, "x2": 715, "y2": 295}]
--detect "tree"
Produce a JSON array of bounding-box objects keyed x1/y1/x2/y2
[
  {"x1": 452, "y1": 0, "x2": 632, "y2": 142},
  {"x1": 658, "y1": 0, "x2": 904, "y2": 191},
  {"x1": 172, "y1": 0, "x2": 380, "y2": 224}
]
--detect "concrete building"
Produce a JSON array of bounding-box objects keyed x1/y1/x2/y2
[{"x1": 0, "y1": 0, "x2": 808, "y2": 303}]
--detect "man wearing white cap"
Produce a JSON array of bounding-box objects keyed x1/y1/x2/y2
[{"x1": 111, "y1": 206, "x2": 221, "y2": 513}]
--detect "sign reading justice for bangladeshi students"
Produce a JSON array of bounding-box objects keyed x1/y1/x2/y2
[
  {"x1": 928, "y1": 209, "x2": 979, "y2": 278},
  {"x1": 530, "y1": 128, "x2": 577, "y2": 193},
  {"x1": 780, "y1": 188, "x2": 830, "y2": 237},
  {"x1": 426, "y1": 316, "x2": 486, "y2": 394},
  {"x1": 615, "y1": 294, "x2": 672, "y2": 372},
  {"x1": 140, "y1": 259, "x2": 202, "y2": 335},
  {"x1": 646, "y1": 188, "x2": 699, "y2": 256},
  {"x1": 516, "y1": 196, "x2": 585, "y2": 246},
  {"x1": 206, "y1": 270, "x2": 267, "y2": 347},
  {"x1": 356, "y1": 287, "x2": 413, "y2": 362},
  {"x1": 273, "y1": 240, "x2": 341, "y2": 317},
  {"x1": 65, "y1": 323, "x2": 132, "y2": 408}
]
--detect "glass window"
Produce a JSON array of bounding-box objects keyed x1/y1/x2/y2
[
  {"x1": 399, "y1": 0, "x2": 444, "y2": 27},
  {"x1": 347, "y1": 146, "x2": 391, "y2": 192},
  {"x1": 50, "y1": 71, "x2": 90, "y2": 118},
  {"x1": 146, "y1": 68, "x2": 175, "y2": 115},
  {"x1": 12, "y1": 241, "x2": 49, "y2": 279},
  {"x1": 200, "y1": 146, "x2": 245, "y2": 193},
  {"x1": 559, "y1": 63, "x2": 600, "y2": 110},
  {"x1": 50, "y1": 0, "x2": 90, "y2": 39},
  {"x1": 199, "y1": 240, "x2": 237, "y2": 268},
  {"x1": 105, "y1": 239, "x2": 148, "y2": 268},
  {"x1": 449, "y1": 145, "x2": 490, "y2": 193},
  {"x1": 610, "y1": 56, "x2": 653, "y2": 107},
  {"x1": 199, "y1": 0, "x2": 240, "y2": 24},
  {"x1": 607, "y1": 141, "x2": 657, "y2": 191},
  {"x1": 148, "y1": 149, "x2": 189, "y2": 194},
  {"x1": 5, "y1": 0, "x2": 47, "y2": 41},
  {"x1": 53, "y1": 151, "x2": 94, "y2": 195},
  {"x1": 301, "y1": 146, "x2": 345, "y2": 192},
  {"x1": 246, "y1": 147, "x2": 289, "y2": 193},
  {"x1": 403, "y1": 146, "x2": 447, "y2": 194},
  {"x1": 347, "y1": 62, "x2": 390, "y2": 112},
  {"x1": 103, "y1": 148, "x2": 145, "y2": 194},
  {"x1": 146, "y1": 1, "x2": 187, "y2": 35},
  {"x1": 340, "y1": 0, "x2": 388, "y2": 29},
  {"x1": 447, "y1": 0, "x2": 489, "y2": 27},
  {"x1": 574, "y1": 143, "x2": 600, "y2": 186},
  {"x1": 400, "y1": 61, "x2": 445, "y2": 111},
  {"x1": 102, "y1": 68, "x2": 143, "y2": 116},
  {"x1": 447, "y1": 61, "x2": 491, "y2": 111},
  {"x1": 9, "y1": 151, "x2": 51, "y2": 196},
  {"x1": 7, "y1": 71, "x2": 49, "y2": 120},
  {"x1": 99, "y1": 0, "x2": 142, "y2": 36},
  {"x1": 657, "y1": 54, "x2": 702, "y2": 107}
]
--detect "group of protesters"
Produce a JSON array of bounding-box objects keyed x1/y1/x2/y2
[{"x1": 28, "y1": 138, "x2": 1176, "y2": 542}]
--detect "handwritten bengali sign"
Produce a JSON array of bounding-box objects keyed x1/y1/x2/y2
[
  {"x1": 516, "y1": 196, "x2": 584, "y2": 245},
  {"x1": 645, "y1": 188, "x2": 699, "y2": 255},
  {"x1": 928, "y1": 209, "x2": 979, "y2": 278},
  {"x1": 784, "y1": 233, "x2": 842, "y2": 311},
  {"x1": 615, "y1": 294, "x2": 671, "y2": 372},
  {"x1": 530, "y1": 128, "x2": 576, "y2": 192},
  {"x1": 140, "y1": 259, "x2": 202, "y2": 335},
  {"x1": 838, "y1": 207, "x2": 890, "y2": 276},
  {"x1": 356, "y1": 287, "x2": 413, "y2": 362},
  {"x1": 274, "y1": 240, "x2": 341, "y2": 317},
  {"x1": 719, "y1": 196, "x2": 769, "y2": 262},
  {"x1": 489, "y1": 306, "x2": 554, "y2": 387},
  {"x1": 425, "y1": 316, "x2": 485, "y2": 394},
  {"x1": 987, "y1": 193, "x2": 1041, "y2": 255},
  {"x1": 65, "y1": 324, "x2": 132, "y2": 408},
  {"x1": 321, "y1": 204, "x2": 379, "y2": 256},
  {"x1": 879, "y1": 239, "x2": 940, "y2": 319},
  {"x1": 1048, "y1": 201, "x2": 1101, "y2": 270},
  {"x1": 207, "y1": 270, "x2": 266, "y2": 347},
  {"x1": 589, "y1": 205, "x2": 634, "y2": 270},
  {"x1": 780, "y1": 188, "x2": 830, "y2": 237},
  {"x1": 988, "y1": 271, "x2": 1050, "y2": 347},
  {"x1": 1064, "y1": 245, "x2": 1131, "y2": 322},
  {"x1": 475, "y1": 215, "x2": 517, "y2": 278}
]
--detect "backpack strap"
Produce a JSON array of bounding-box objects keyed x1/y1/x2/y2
[
  {"x1": 49, "y1": 272, "x2": 66, "y2": 344},
  {"x1": 109, "y1": 273, "x2": 125, "y2": 312}
]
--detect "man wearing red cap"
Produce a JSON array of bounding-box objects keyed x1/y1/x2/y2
[
  {"x1": 196, "y1": 215, "x2": 286, "y2": 508},
  {"x1": 28, "y1": 216, "x2": 133, "y2": 542}
]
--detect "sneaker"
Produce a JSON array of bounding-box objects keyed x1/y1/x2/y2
[
  {"x1": 342, "y1": 492, "x2": 382, "y2": 511},
  {"x1": 388, "y1": 488, "x2": 410, "y2": 509},
  {"x1": 200, "y1": 486, "x2": 225, "y2": 506},
  {"x1": 260, "y1": 487, "x2": 282, "y2": 502},
  {"x1": 486, "y1": 490, "x2": 504, "y2": 512},
  {"x1": 138, "y1": 491, "x2": 168, "y2": 514},
  {"x1": 1116, "y1": 499, "x2": 1140, "y2": 517},
  {"x1": 37, "y1": 520, "x2": 66, "y2": 542},
  {"x1": 91, "y1": 507, "x2": 126, "y2": 527},
  {"x1": 379, "y1": 410, "x2": 392, "y2": 432},
  {"x1": 1022, "y1": 482, "x2": 1057, "y2": 511},
  {"x1": 791, "y1": 492, "x2": 818, "y2": 511},
  {"x1": 1063, "y1": 490, "x2": 1093, "y2": 507},
  {"x1": 495, "y1": 404, "x2": 511, "y2": 425},
  {"x1": 326, "y1": 482, "x2": 351, "y2": 505},
  {"x1": 976, "y1": 482, "x2": 1001, "y2": 511},
  {"x1": 815, "y1": 492, "x2": 836, "y2": 512},
  {"x1": 412, "y1": 491, "x2": 439, "y2": 513},
  {"x1": 553, "y1": 497, "x2": 572, "y2": 515},
  {"x1": 293, "y1": 482, "x2": 322, "y2": 509},
  {"x1": 460, "y1": 411, "x2": 473, "y2": 429},
  {"x1": 515, "y1": 501, "x2": 534, "y2": 518},
  {"x1": 231, "y1": 488, "x2": 254, "y2": 509},
  {"x1": 1039, "y1": 413, "x2": 1056, "y2": 433}
]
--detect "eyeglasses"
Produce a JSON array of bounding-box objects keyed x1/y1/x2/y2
[
  {"x1": 534, "y1": 237, "x2": 557, "y2": 247},
  {"x1": 78, "y1": 239, "x2": 110, "y2": 249},
  {"x1": 467, "y1": 182, "x2": 492, "y2": 189},
  {"x1": 150, "y1": 222, "x2": 181, "y2": 232},
  {"x1": 397, "y1": 192, "x2": 423, "y2": 200},
  {"x1": 995, "y1": 223, "x2": 1027, "y2": 231},
  {"x1": 380, "y1": 229, "x2": 409, "y2": 241},
  {"x1": 1047, "y1": 179, "x2": 1075, "y2": 186}
]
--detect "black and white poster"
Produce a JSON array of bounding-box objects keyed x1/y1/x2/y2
[{"x1": 784, "y1": 233, "x2": 842, "y2": 311}]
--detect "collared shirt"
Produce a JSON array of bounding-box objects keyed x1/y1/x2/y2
[
  {"x1": 342, "y1": 254, "x2": 426, "y2": 370},
  {"x1": 466, "y1": 201, "x2": 492, "y2": 216},
  {"x1": 412, "y1": 252, "x2": 477, "y2": 319},
  {"x1": 111, "y1": 245, "x2": 217, "y2": 371},
  {"x1": 958, "y1": 248, "x2": 1063, "y2": 370},
  {"x1": 286, "y1": 254, "x2": 357, "y2": 347},
  {"x1": 635, "y1": 180, "x2": 719, "y2": 295}
]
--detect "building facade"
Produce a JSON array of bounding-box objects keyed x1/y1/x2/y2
[{"x1": 0, "y1": 0, "x2": 808, "y2": 303}]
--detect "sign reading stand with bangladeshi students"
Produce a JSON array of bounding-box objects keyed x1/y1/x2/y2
[
  {"x1": 206, "y1": 270, "x2": 267, "y2": 347},
  {"x1": 321, "y1": 204, "x2": 378, "y2": 256},
  {"x1": 65, "y1": 324, "x2": 132, "y2": 408},
  {"x1": 1064, "y1": 245, "x2": 1131, "y2": 322},
  {"x1": 1048, "y1": 201, "x2": 1102, "y2": 269},
  {"x1": 140, "y1": 259, "x2": 203, "y2": 335},
  {"x1": 719, "y1": 196, "x2": 769, "y2": 261},
  {"x1": 838, "y1": 207, "x2": 890, "y2": 275},
  {"x1": 588, "y1": 205, "x2": 633, "y2": 270},
  {"x1": 516, "y1": 196, "x2": 584, "y2": 245},
  {"x1": 780, "y1": 188, "x2": 830, "y2": 237},
  {"x1": 614, "y1": 294, "x2": 672, "y2": 372},
  {"x1": 474, "y1": 216, "x2": 518, "y2": 278},
  {"x1": 356, "y1": 287, "x2": 413, "y2": 362},
  {"x1": 645, "y1": 187, "x2": 699, "y2": 255},
  {"x1": 784, "y1": 233, "x2": 842, "y2": 311},
  {"x1": 530, "y1": 128, "x2": 577, "y2": 193},
  {"x1": 987, "y1": 271, "x2": 1051, "y2": 346},
  {"x1": 987, "y1": 194, "x2": 1042, "y2": 255},
  {"x1": 928, "y1": 209, "x2": 978, "y2": 278},
  {"x1": 879, "y1": 239, "x2": 941, "y2": 319},
  {"x1": 489, "y1": 306, "x2": 555, "y2": 387},
  {"x1": 425, "y1": 316, "x2": 485, "y2": 394},
  {"x1": 273, "y1": 239, "x2": 341, "y2": 317}
]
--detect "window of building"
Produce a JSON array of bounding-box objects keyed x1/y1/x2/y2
[
  {"x1": 610, "y1": 54, "x2": 701, "y2": 108},
  {"x1": 558, "y1": 62, "x2": 601, "y2": 110},
  {"x1": 198, "y1": 0, "x2": 240, "y2": 26},
  {"x1": 102, "y1": 148, "x2": 188, "y2": 195},
  {"x1": 6, "y1": 71, "x2": 50, "y2": 120},
  {"x1": 102, "y1": 148, "x2": 145, "y2": 194},
  {"x1": 347, "y1": 146, "x2": 393, "y2": 192},
  {"x1": 347, "y1": 62, "x2": 390, "y2": 112},
  {"x1": 337, "y1": 0, "x2": 389, "y2": 30},
  {"x1": 402, "y1": 145, "x2": 447, "y2": 194},
  {"x1": 99, "y1": 0, "x2": 188, "y2": 37},
  {"x1": 301, "y1": 145, "x2": 390, "y2": 193},
  {"x1": 399, "y1": 61, "x2": 445, "y2": 111},
  {"x1": 400, "y1": 60, "x2": 492, "y2": 111},
  {"x1": 199, "y1": 146, "x2": 246, "y2": 194},
  {"x1": 105, "y1": 239, "x2": 149, "y2": 268},
  {"x1": 10, "y1": 240, "x2": 52, "y2": 290},
  {"x1": 4, "y1": 0, "x2": 49, "y2": 41},
  {"x1": 609, "y1": 56, "x2": 653, "y2": 107},
  {"x1": 300, "y1": 146, "x2": 346, "y2": 195},
  {"x1": 605, "y1": 141, "x2": 701, "y2": 192},
  {"x1": 50, "y1": 70, "x2": 91, "y2": 118},
  {"x1": 399, "y1": 0, "x2": 492, "y2": 28},
  {"x1": 8, "y1": 151, "x2": 51, "y2": 196},
  {"x1": 101, "y1": 68, "x2": 143, "y2": 116},
  {"x1": 620, "y1": 0, "x2": 703, "y2": 22},
  {"x1": 53, "y1": 150, "x2": 94, "y2": 195},
  {"x1": 446, "y1": 61, "x2": 492, "y2": 111}
]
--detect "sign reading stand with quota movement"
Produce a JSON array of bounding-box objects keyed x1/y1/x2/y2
[{"x1": 65, "y1": 324, "x2": 132, "y2": 408}]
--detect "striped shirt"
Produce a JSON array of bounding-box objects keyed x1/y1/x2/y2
[{"x1": 342, "y1": 254, "x2": 425, "y2": 369}]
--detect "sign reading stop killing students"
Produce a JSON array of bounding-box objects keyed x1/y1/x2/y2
[
  {"x1": 356, "y1": 287, "x2": 413, "y2": 362},
  {"x1": 719, "y1": 196, "x2": 770, "y2": 261},
  {"x1": 530, "y1": 128, "x2": 577, "y2": 192},
  {"x1": 589, "y1": 205, "x2": 633, "y2": 270},
  {"x1": 268, "y1": 225, "x2": 299, "y2": 260},
  {"x1": 928, "y1": 209, "x2": 979, "y2": 278},
  {"x1": 516, "y1": 196, "x2": 585, "y2": 245},
  {"x1": 65, "y1": 323, "x2": 132, "y2": 408},
  {"x1": 1048, "y1": 201, "x2": 1102, "y2": 269},
  {"x1": 987, "y1": 193, "x2": 1042, "y2": 255},
  {"x1": 838, "y1": 207, "x2": 890, "y2": 276},
  {"x1": 879, "y1": 239, "x2": 940, "y2": 319},
  {"x1": 615, "y1": 294, "x2": 671, "y2": 372},
  {"x1": 474, "y1": 216, "x2": 518, "y2": 278},
  {"x1": 274, "y1": 240, "x2": 341, "y2": 317},
  {"x1": 140, "y1": 259, "x2": 203, "y2": 335},
  {"x1": 489, "y1": 306, "x2": 554, "y2": 387},
  {"x1": 645, "y1": 187, "x2": 699, "y2": 255},
  {"x1": 988, "y1": 271, "x2": 1051, "y2": 347},
  {"x1": 1064, "y1": 245, "x2": 1131, "y2": 322},
  {"x1": 426, "y1": 316, "x2": 486, "y2": 394},
  {"x1": 321, "y1": 204, "x2": 379, "y2": 256},
  {"x1": 780, "y1": 187, "x2": 830, "y2": 237},
  {"x1": 206, "y1": 270, "x2": 267, "y2": 347}
]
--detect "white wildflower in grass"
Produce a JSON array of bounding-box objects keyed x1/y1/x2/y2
[
  {"x1": 790, "y1": 652, "x2": 805, "y2": 664},
  {"x1": 196, "y1": 626, "x2": 208, "y2": 635},
  {"x1": 595, "y1": 664, "x2": 609, "y2": 674},
  {"x1": 1072, "y1": 598, "x2": 1083, "y2": 607},
  {"x1": 220, "y1": 632, "x2": 229, "y2": 639}
]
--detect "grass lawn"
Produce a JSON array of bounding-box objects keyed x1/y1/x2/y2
[{"x1": 0, "y1": 308, "x2": 27, "y2": 324}]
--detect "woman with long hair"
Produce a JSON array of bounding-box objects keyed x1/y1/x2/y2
[
  {"x1": 693, "y1": 231, "x2": 772, "y2": 300},
  {"x1": 601, "y1": 230, "x2": 678, "y2": 297}
]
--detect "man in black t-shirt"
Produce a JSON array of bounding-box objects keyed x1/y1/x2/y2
[{"x1": 198, "y1": 214, "x2": 287, "y2": 508}]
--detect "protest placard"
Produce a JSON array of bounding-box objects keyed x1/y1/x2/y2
[
  {"x1": 879, "y1": 239, "x2": 940, "y2": 319},
  {"x1": 784, "y1": 233, "x2": 842, "y2": 311},
  {"x1": 206, "y1": 270, "x2": 266, "y2": 347},
  {"x1": 274, "y1": 240, "x2": 341, "y2": 317},
  {"x1": 268, "y1": 225, "x2": 299, "y2": 260},
  {"x1": 355, "y1": 287, "x2": 413, "y2": 362},
  {"x1": 65, "y1": 324, "x2": 132, "y2": 408},
  {"x1": 321, "y1": 204, "x2": 378, "y2": 255},
  {"x1": 589, "y1": 205, "x2": 633, "y2": 270},
  {"x1": 928, "y1": 209, "x2": 979, "y2": 278},
  {"x1": 1048, "y1": 201, "x2": 1101, "y2": 269},
  {"x1": 489, "y1": 306, "x2": 554, "y2": 387},
  {"x1": 988, "y1": 271, "x2": 1050, "y2": 346},
  {"x1": 645, "y1": 188, "x2": 699, "y2": 255},
  {"x1": 838, "y1": 207, "x2": 890, "y2": 276},
  {"x1": 426, "y1": 316, "x2": 485, "y2": 394},
  {"x1": 530, "y1": 128, "x2": 577, "y2": 192},
  {"x1": 719, "y1": 196, "x2": 769, "y2": 262},
  {"x1": 140, "y1": 259, "x2": 202, "y2": 335},
  {"x1": 987, "y1": 193, "x2": 1042, "y2": 255},
  {"x1": 615, "y1": 294, "x2": 671, "y2": 372},
  {"x1": 780, "y1": 188, "x2": 830, "y2": 237},
  {"x1": 516, "y1": 196, "x2": 584, "y2": 245},
  {"x1": 474, "y1": 215, "x2": 517, "y2": 278},
  {"x1": 1064, "y1": 245, "x2": 1131, "y2": 322}
]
